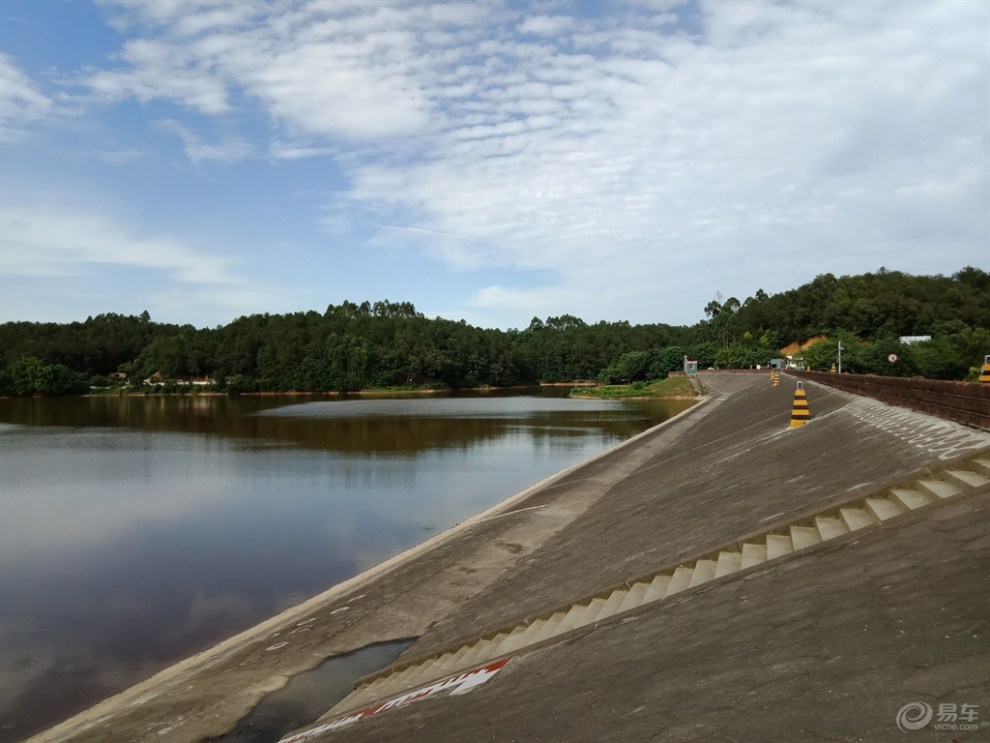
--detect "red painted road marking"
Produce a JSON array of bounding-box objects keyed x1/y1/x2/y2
[{"x1": 278, "y1": 658, "x2": 511, "y2": 742}]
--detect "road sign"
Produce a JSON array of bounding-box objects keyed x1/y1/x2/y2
[{"x1": 888, "y1": 353, "x2": 898, "y2": 363}]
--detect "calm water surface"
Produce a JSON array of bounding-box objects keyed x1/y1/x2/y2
[{"x1": 0, "y1": 390, "x2": 692, "y2": 740}]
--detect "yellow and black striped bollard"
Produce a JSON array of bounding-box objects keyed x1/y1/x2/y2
[
  {"x1": 980, "y1": 355, "x2": 990, "y2": 384},
  {"x1": 790, "y1": 381, "x2": 810, "y2": 427}
]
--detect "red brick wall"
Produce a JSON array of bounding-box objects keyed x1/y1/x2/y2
[{"x1": 791, "y1": 371, "x2": 990, "y2": 431}]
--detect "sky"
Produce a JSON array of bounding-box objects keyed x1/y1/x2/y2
[{"x1": 1, "y1": 0, "x2": 988, "y2": 331}]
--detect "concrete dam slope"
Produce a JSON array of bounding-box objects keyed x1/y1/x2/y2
[{"x1": 30, "y1": 373, "x2": 989, "y2": 743}]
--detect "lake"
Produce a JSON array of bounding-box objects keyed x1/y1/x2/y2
[{"x1": 0, "y1": 390, "x2": 692, "y2": 741}]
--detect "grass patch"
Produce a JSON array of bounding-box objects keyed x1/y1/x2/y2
[{"x1": 569, "y1": 375, "x2": 697, "y2": 399}]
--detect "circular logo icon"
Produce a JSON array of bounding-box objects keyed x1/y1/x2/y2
[
  {"x1": 888, "y1": 353, "x2": 899, "y2": 363},
  {"x1": 896, "y1": 701, "x2": 933, "y2": 732}
]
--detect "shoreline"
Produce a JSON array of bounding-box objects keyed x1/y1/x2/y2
[{"x1": 71, "y1": 382, "x2": 594, "y2": 399}]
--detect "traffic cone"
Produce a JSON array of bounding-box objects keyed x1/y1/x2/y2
[
  {"x1": 980, "y1": 355, "x2": 990, "y2": 384},
  {"x1": 771, "y1": 371, "x2": 780, "y2": 387},
  {"x1": 790, "y1": 382, "x2": 810, "y2": 427}
]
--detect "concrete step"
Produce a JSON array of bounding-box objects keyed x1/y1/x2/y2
[
  {"x1": 364, "y1": 680, "x2": 399, "y2": 706},
  {"x1": 529, "y1": 611, "x2": 568, "y2": 644},
  {"x1": 573, "y1": 597, "x2": 608, "y2": 629},
  {"x1": 356, "y1": 671, "x2": 389, "y2": 697},
  {"x1": 340, "y1": 686, "x2": 376, "y2": 713},
  {"x1": 403, "y1": 659, "x2": 445, "y2": 689},
  {"x1": 388, "y1": 663, "x2": 422, "y2": 690},
  {"x1": 864, "y1": 496, "x2": 907, "y2": 522},
  {"x1": 916, "y1": 479, "x2": 961, "y2": 500},
  {"x1": 663, "y1": 566, "x2": 694, "y2": 597},
  {"x1": 944, "y1": 469, "x2": 990, "y2": 490},
  {"x1": 436, "y1": 644, "x2": 471, "y2": 674},
  {"x1": 498, "y1": 624, "x2": 537, "y2": 654},
  {"x1": 815, "y1": 516, "x2": 849, "y2": 541},
  {"x1": 457, "y1": 637, "x2": 499, "y2": 669},
  {"x1": 403, "y1": 651, "x2": 454, "y2": 688},
  {"x1": 714, "y1": 550, "x2": 742, "y2": 578},
  {"x1": 598, "y1": 588, "x2": 630, "y2": 620},
  {"x1": 556, "y1": 602, "x2": 591, "y2": 634},
  {"x1": 689, "y1": 559, "x2": 716, "y2": 587},
  {"x1": 374, "y1": 664, "x2": 419, "y2": 698},
  {"x1": 618, "y1": 581, "x2": 650, "y2": 613},
  {"x1": 765, "y1": 534, "x2": 793, "y2": 560},
  {"x1": 642, "y1": 573, "x2": 672, "y2": 602},
  {"x1": 512, "y1": 619, "x2": 548, "y2": 649},
  {"x1": 891, "y1": 487, "x2": 935, "y2": 510},
  {"x1": 740, "y1": 542, "x2": 767, "y2": 569},
  {"x1": 972, "y1": 458, "x2": 990, "y2": 477},
  {"x1": 343, "y1": 679, "x2": 380, "y2": 709},
  {"x1": 789, "y1": 525, "x2": 821, "y2": 550},
  {"x1": 839, "y1": 507, "x2": 878, "y2": 531}
]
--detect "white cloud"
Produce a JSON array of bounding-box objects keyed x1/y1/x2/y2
[
  {"x1": 0, "y1": 203, "x2": 311, "y2": 325},
  {"x1": 269, "y1": 140, "x2": 338, "y2": 160},
  {"x1": 158, "y1": 119, "x2": 255, "y2": 165},
  {"x1": 8, "y1": 0, "x2": 989, "y2": 327},
  {"x1": 86, "y1": 60, "x2": 231, "y2": 115},
  {"x1": 90, "y1": 1, "x2": 437, "y2": 141},
  {"x1": 0, "y1": 204, "x2": 237, "y2": 285},
  {"x1": 0, "y1": 54, "x2": 53, "y2": 140},
  {"x1": 518, "y1": 15, "x2": 576, "y2": 36},
  {"x1": 336, "y1": 0, "x2": 987, "y2": 322},
  {"x1": 243, "y1": 41, "x2": 431, "y2": 140}
]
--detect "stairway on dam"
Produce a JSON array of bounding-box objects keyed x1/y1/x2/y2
[{"x1": 319, "y1": 453, "x2": 989, "y2": 723}]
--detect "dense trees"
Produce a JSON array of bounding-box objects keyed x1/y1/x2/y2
[
  {"x1": 0, "y1": 267, "x2": 986, "y2": 395},
  {"x1": 0, "y1": 356, "x2": 89, "y2": 396},
  {"x1": 719, "y1": 267, "x2": 990, "y2": 343},
  {"x1": 698, "y1": 267, "x2": 990, "y2": 378}
]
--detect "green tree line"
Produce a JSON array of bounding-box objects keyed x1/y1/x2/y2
[{"x1": 1, "y1": 269, "x2": 987, "y2": 396}]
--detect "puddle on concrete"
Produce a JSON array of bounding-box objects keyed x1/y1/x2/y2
[{"x1": 205, "y1": 639, "x2": 414, "y2": 742}]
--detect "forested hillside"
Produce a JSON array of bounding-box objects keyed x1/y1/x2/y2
[{"x1": 1, "y1": 268, "x2": 987, "y2": 395}]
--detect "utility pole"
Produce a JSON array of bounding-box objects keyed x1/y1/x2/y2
[{"x1": 837, "y1": 341, "x2": 844, "y2": 374}]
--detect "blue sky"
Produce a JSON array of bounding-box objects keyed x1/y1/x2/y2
[{"x1": 1, "y1": 0, "x2": 988, "y2": 330}]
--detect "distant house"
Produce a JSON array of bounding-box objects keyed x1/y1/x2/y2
[{"x1": 142, "y1": 373, "x2": 214, "y2": 387}]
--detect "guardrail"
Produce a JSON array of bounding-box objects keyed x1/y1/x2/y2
[{"x1": 790, "y1": 371, "x2": 989, "y2": 431}]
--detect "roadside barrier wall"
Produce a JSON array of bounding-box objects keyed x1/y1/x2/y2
[{"x1": 792, "y1": 371, "x2": 989, "y2": 431}]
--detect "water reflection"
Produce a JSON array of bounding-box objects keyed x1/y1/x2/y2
[
  {"x1": 0, "y1": 392, "x2": 677, "y2": 456},
  {"x1": 0, "y1": 392, "x2": 692, "y2": 740}
]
